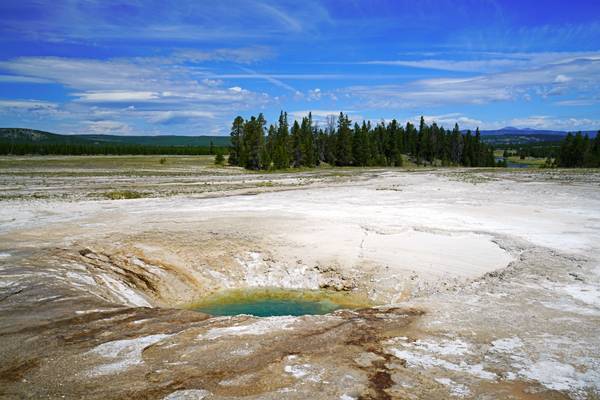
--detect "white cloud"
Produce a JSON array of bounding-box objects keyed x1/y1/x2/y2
[
  {"x1": 362, "y1": 51, "x2": 600, "y2": 73},
  {"x1": 307, "y1": 88, "x2": 321, "y2": 101},
  {"x1": 0, "y1": 55, "x2": 272, "y2": 136},
  {"x1": 0, "y1": 99, "x2": 65, "y2": 119},
  {"x1": 0, "y1": 56, "x2": 272, "y2": 107},
  {"x1": 413, "y1": 113, "x2": 483, "y2": 129},
  {"x1": 399, "y1": 114, "x2": 600, "y2": 131},
  {"x1": 363, "y1": 58, "x2": 521, "y2": 73},
  {"x1": 256, "y1": 2, "x2": 303, "y2": 33},
  {"x1": 209, "y1": 73, "x2": 392, "y2": 80},
  {"x1": 83, "y1": 120, "x2": 131, "y2": 133},
  {"x1": 238, "y1": 66, "x2": 298, "y2": 93},
  {"x1": 554, "y1": 74, "x2": 572, "y2": 83},
  {"x1": 0, "y1": 57, "x2": 164, "y2": 90},
  {"x1": 0, "y1": 1, "x2": 332, "y2": 44},
  {"x1": 288, "y1": 110, "x2": 364, "y2": 125},
  {"x1": 146, "y1": 110, "x2": 216, "y2": 124},
  {"x1": 554, "y1": 99, "x2": 597, "y2": 106},
  {"x1": 0, "y1": 99, "x2": 58, "y2": 110},
  {"x1": 0, "y1": 75, "x2": 53, "y2": 83},
  {"x1": 175, "y1": 46, "x2": 273, "y2": 64},
  {"x1": 336, "y1": 56, "x2": 600, "y2": 108},
  {"x1": 74, "y1": 91, "x2": 161, "y2": 102},
  {"x1": 502, "y1": 116, "x2": 600, "y2": 131},
  {"x1": 202, "y1": 78, "x2": 223, "y2": 87}
]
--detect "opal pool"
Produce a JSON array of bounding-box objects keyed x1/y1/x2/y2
[
  {"x1": 193, "y1": 288, "x2": 368, "y2": 317},
  {"x1": 195, "y1": 297, "x2": 341, "y2": 317}
]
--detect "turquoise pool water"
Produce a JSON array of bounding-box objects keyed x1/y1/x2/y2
[
  {"x1": 192, "y1": 288, "x2": 370, "y2": 317},
  {"x1": 195, "y1": 297, "x2": 341, "y2": 317}
]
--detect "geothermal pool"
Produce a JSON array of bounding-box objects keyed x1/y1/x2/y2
[
  {"x1": 193, "y1": 288, "x2": 365, "y2": 317},
  {"x1": 195, "y1": 297, "x2": 341, "y2": 316}
]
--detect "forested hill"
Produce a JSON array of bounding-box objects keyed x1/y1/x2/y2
[
  {"x1": 478, "y1": 127, "x2": 597, "y2": 145},
  {"x1": 0, "y1": 128, "x2": 229, "y2": 147},
  {"x1": 480, "y1": 133, "x2": 566, "y2": 145},
  {"x1": 0, "y1": 128, "x2": 230, "y2": 155}
]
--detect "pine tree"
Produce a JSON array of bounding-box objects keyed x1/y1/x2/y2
[
  {"x1": 315, "y1": 127, "x2": 327, "y2": 165},
  {"x1": 242, "y1": 114, "x2": 265, "y2": 170},
  {"x1": 352, "y1": 122, "x2": 368, "y2": 166},
  {"x1": 214, "y1": 150, "x2": 225, "y2": 165},
  {"x1": 373, "y1": 122, "x2": 387, "y2": 165},
  {"x1": 450, "y1": 123, "x2": 462, "y2": 165},
  {"x1": 385, "y1": 119, "x2": 399, "y2": 166},
  {"x1": 473, "y1": 127, "x2": 482, "y2": 166},
  {"x1": 462, "y1": 130, "x2": 473, "y2": 166},
  {"x1": 405, "y1": 121, "x2": 418, "y2": 157},
  {"x1": 417, "y1": 116, "x2": 426, "y2": 164},
  {"x1": 228, "y1": 116, "x2": 245, "y2": 166},
  {"x1": 336, "y1": 113, "x2": 353, "y2": 166},
  {"x1": 272, "y1": 111, "x2": 290, "y2": 169},
  {"x1": 587, "y1": 132, "x2": 600, "y2": 167},
  {"x1": 291, "y1": 120, "x2": 302, "y2": 167},
  {"x1": 394, "y1": 123, "x2": 405, "y2": 167},
  {"x1": 302, "y1": 113, "x2": 316, "y2": 167},
  {"x1": 262, "y1": 124, "x2": 276, "y2": 170}
]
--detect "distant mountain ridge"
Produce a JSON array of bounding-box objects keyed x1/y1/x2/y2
[
  {"x1": 467, "y1": 127, "x2": 597, "y2": 145},
  {"x1": 463, "y1": 126, "x2": 597, "y2": 136},
  {"x1": 479, "y1": 127, "x2": 569, "y2": 136},
  {"x1": 0, "y1": 128, "x2": 230, "y2": 147}
]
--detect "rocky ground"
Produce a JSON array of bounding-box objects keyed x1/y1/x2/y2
[{"x1": 0, "y1": 156, "x2": 599, "y2": 399}]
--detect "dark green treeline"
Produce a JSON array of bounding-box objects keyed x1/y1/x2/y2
[
  {"x1": 229, "y1": 112, "x2": 496, "y2": 170},
  {"x1": 555, "y1": 131, "x2": 600, "y2": 168},
  {"x1": 0, "y1": 143, "x2": 223, "y2": 156}
]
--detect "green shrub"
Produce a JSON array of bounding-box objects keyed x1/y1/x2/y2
[{"x1": 104, "y1": 190, "x2": 144, "y2": 200}]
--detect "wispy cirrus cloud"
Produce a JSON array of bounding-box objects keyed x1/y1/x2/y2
[
  {"x1": 0, "y1": 0, "x2": 330, "y2": 44},
  {"x1": 0, "y1": 57, "x2": 170, "y2": 90},
  {"x1": 554, "y1": 98, "x2": 598, "y2": 106},
  {"x1": 83, "y1": 120, "x2": 132, "y2": 134},
  {"x1": 0, "y1": 56, "x2": 271, "y2": 103},
  {"x1": 174, "y1": 46, "x2": 274, "y2": 64},
  {"x1": 336, "y1": 56, "x2": 600, "y2": 108},
  {"x1": 413, "y1": 113, "x2": 483, "y2": 129},
  {"x1": 410, "y1": 114, "x2": 600, "y2": 132},
  {"x1": 0, "y1": 54, "x2": 272, "y2": 134},
  {"x1": 146, "y1": 110, "x2": 216, "y2": 125},
  {"x1": 446, "y1": 21, "x2": 600, "y2": 54},
  {"x1": 0, "y1": 99, "x2": 58, "y2": 111},
  {"x1": 502, "y1": 116, "x2": 600, "y2": 131},
  {"x1": 382, "y1": 113, "x2": 600, "y2": 132},
  {"x1": 74, "y1": 91, "x2": 162, "y2": 103},
  {"x1": 0, "y1": 99, "x2": 65, "y2": 124},
  {"x1": 288, "y1": 110, "x2": 364, "y2": 126},
  {"x1": 237, "y1": 66, "x2": 299, "y2": 94},
  {"x1": 361, "y1": 51, "x2": 600, "y2": 73},
  {"x1": 0, "y1": 74, "x2": 53, "y2": 84}
]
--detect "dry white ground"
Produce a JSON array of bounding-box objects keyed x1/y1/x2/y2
[{"x1": 0, "y1": 160, "x2": 599, "y2": 399}]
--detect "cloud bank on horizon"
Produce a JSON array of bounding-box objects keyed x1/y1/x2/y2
[{"x1": 0, "y1": 0, "x2": 599, "y2": 135}]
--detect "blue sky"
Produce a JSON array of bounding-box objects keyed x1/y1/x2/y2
[{"x1": 1, "y1": 0, "x2": 599, "y2": 135}]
